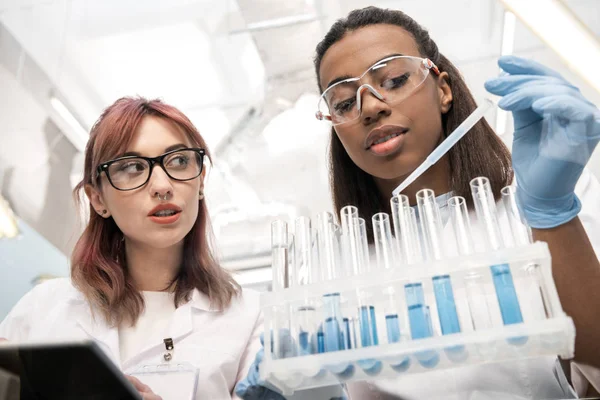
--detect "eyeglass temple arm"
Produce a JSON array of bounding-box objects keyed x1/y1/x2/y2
[{"x1": 425, "y1": 58, "x2": 440, "y2": 76}]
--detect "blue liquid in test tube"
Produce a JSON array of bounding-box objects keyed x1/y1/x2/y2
[
  {"x1": 322, "y1": 293, "x2": 355, "y2": 377},
  {"x1": 405, "y1": 283, "x2": 439, "y2": 368},
  {"x1": 432, "y1": 275, "x2": 467, "y2": 361},
  {"x1": 386, "y1": 314, "x2": 401, "y2": 342},
  {"x1": 317, "y1": 329, "x2": 325, "y2": 353},
  {"x1": 322, "y1": 293, "x2": 344, "y2": 352},
  {"x1": 299, "y1": 331, "x2": 311, "y2": 355},
  {"x1": 491, "y1": 264, "x2": 523, "y2": 325},
  {"x1": 324, "y1": 316, "x2": 342, "y2": 352},
  {"x1": 492, "y1": 264, "x2": 527, "y2": 345},
  {"x1": 359, "y1": 306, "x2": 379, "y2": 346},
  {"x1": 342, "y1": 318, "x2": 352, "y2": 350},
  {"x1": 432, "y1": 275, "x2": 460, "y2": 335},
  {"x1": 357, "y1": 305, "x2": 383, "y2": 375},
  {"x1": 385, "y1": 314, "x2": 411, "y2": 372}
]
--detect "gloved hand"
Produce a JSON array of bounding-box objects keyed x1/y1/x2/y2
[
  {"x1": 485, "y1": 55, "x2": 600, "y2": 228},
  {"x1": 235, "y1": 331, "x2": 348, "y2": 400}
]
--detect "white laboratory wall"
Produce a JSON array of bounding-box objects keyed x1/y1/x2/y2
[
  {"x1": 0, "y1": 64, "x2": 80, "y2": 255},
  {"x1": 0, "y1": 219, "x2": 69, "y2": 320}
]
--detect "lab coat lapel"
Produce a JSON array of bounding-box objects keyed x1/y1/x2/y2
[
  {"x1": 168, "y1": 297, "x2": 194, "y2": 342},
  {"x1": 168, "y1": 289, "x2": 218, "y2": 342},
  {"x1": 71, "y1": 299, "x2": 121, "y2": 365}
]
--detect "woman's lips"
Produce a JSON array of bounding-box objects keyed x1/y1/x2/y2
[{"x1": 368, "y1": 130, "x2": 408, "y2": 156}]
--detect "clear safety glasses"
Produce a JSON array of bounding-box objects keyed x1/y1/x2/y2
[{"x1": 316, "y1": 56, "x2": 440, "y2": 126}]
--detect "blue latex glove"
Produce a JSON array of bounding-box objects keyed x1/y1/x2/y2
[
  {"x1": 234, "y1": 332, "x2": 285, "y2": 400},
  {"x1": 235, "y1": 332, "x2": 347, "y2": 400},
  {"x1": 485, "y1": 55, "x2": 600, "y2": 228}
]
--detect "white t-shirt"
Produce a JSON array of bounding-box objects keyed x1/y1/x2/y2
[{"x1": 118, "y1": 291, "x2": 176, "y2": 364}]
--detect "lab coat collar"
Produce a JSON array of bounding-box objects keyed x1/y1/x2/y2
[{"x1": 189, "y1": 288, "x2": 223, "y2": 313}]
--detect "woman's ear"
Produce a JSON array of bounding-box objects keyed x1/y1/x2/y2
[
  {"x1": 437, "y1": 71, "x2": 453, "y2": 114},
  {"x1": 199, "y1": 169, "x2": 206, "y2": 200},
  {"x1": 85, "y1": 184, "x2": 111, "y2": 218}
]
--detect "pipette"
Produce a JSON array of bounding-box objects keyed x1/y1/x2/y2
[{"x1": 392, "y1": 99, "x2": 494, "y2": 197}]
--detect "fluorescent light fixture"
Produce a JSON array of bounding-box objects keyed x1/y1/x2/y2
[
  {"x1": 499, "y1": 0, "x2": 600, "y2": 94},
  {"x1": 231, "y1": 13, "x2": 320, "y2": 34},
  {"x1": 49, "y1": 96, "x2": 89, "y2": 152},
  {"x1": 496, "y1": 10, "x2": 516, "y2": 136},
  {"x1": 0, "y1": 195, "x2": 19, "y2": 239},
  {"x1": 500, "y1": 11, "x2": 517, "y2": 56}
]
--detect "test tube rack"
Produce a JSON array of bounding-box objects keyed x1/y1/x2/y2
[{"x1": 260, "y1": 181, "x2": 575, "y2": 395}]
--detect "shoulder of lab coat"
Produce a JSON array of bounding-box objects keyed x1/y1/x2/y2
[
  {"x1": 0, "y1": 277, "x2": 77, "y2": 340},
  {"x1": 570, "y1": 167, "x2": 600, "y2": 396},
  {"x1": 575, "y1": 167, "x2": 600, "y2": 259}
]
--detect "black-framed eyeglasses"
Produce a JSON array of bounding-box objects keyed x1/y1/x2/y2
[{"x1": 96, "y1": 148, "x2": 205, "y2": 191}]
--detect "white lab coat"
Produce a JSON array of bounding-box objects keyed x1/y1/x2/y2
[
  {"x1": 0, "y1": 278, "x2": 262, "y2": 400},
  {"x1": 347, "y1": 167, "x2": 600, "y2": 400}
]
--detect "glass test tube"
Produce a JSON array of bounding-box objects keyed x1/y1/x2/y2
[
  {"x1": 357, "y1": 217, "x2": 378, "y2": 349},
  {"x1": 339, "y1": 207, "x2": 361, "y2": 354},
  {"x1": 448, "y1": 196, "x2": 493, "y2": 331},
  {"x1": 391, "y1": 194, "x2": 421, "y2": 264},
  {"x1": 339, "y1": 206, "x2": 360, "y2": 353},
  {"x1": 372, "y1": 213, "x2": 398, "y2": 345},
  {"x1": 373, "y1": 212, "x2": 411, "y2": 371},
  {"x1": 391, "y1": 195, "x2": 439, "y2": 367},
  {"x1": 501, "y1": 186, "x2": 553, "y2": 320},
  {"x1": 383, "y1": 287, "x2": 411, "y2": 372},
  {"x1": 357, "y1": 218, "x2": 372, "y2": 273},
  {"x1": 316, "y1": 212, "x2": 354, "y2": 377},
  {"x1": 271, "y1": 220, "x2": 292, "y2": 359},
  {"x1": 417, "y1": 189, "x2": 461, "y2": 336},
  {"x1": 341, "y1": 206, "x2": 363, "y2": 276},
  {"x1": 293, "y1": 217, "x2": 318, "y2": 356},
  {"x1": 334, "y1": 220, "x2": 359, "y2": 355},
  {"x1": 316, "y1": 212, "x2": 343, "y2": 352},
  {"x1": 501, "y1": 186, "x2": 532, "y2": 247},
  {"x1": 352, "y1": 216, "x2": 382, "y2": 375},
  {"x1": 409, "y1": 207, "x2": 440, "y2": 367},
  {"x1": 471, "y1": 177, "x2": 523, "y2": 325}
]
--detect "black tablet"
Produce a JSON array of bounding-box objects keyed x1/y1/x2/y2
[{"x1": 0, "y1": 340, "x2": 140, "y2": 400}]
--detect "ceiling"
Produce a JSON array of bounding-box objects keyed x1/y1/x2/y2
[{"x1": 1, "y1": 0, "x2": 599, "y2": 284}]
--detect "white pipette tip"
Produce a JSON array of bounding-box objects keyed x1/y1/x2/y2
[{"x1": 392, "y1": 98, "x2": 495, "y2": 197}]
